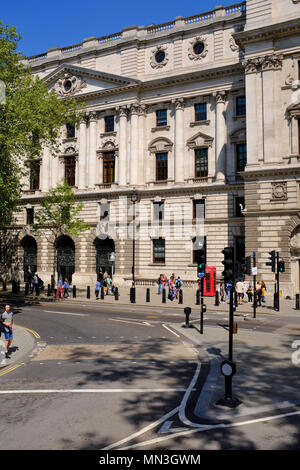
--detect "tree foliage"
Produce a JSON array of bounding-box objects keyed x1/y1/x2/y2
[{"x1": 0, "y1": 21, "x2": 82, "y2": 226}]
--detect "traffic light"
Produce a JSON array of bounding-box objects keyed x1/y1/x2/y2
[
  {"x1": 241, "y1": 256, "x2": 251, "y2": 276},
  {"x1": 197, "y1": 247, "x2": 206, "y2": 276},
  {"x1": 222, "y1": 246, "x2": 234, "y2": 282},
  {"x1": 266, "y1": 250, "x2": 276, "y2": 273},
  {"x1": 278, "y1": 260, "x2": 285, "y2": 273}
]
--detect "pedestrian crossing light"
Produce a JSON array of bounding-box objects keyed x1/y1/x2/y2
[
  {"x1": 197, "y1": 247, "x2": 206, "y2": 276},
  {"x1": 222, "y1": 246, "x2": 234, "y2": 282},
  {"x1": 278, "y1": 260, "x2": 285, "y2": 273},
  {"x1": 241, "y1": 256, "x2": 252, "y2": 276},
  {"x1": 266, "y1": 250, "x2": 276, "y2": 273}
]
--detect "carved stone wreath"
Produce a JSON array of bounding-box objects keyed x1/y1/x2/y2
[
  {"x1": 54, "y1": 72, "x2": 87, "y2": 96},
  {"x1": 150, "y1": 45, "x2": 168, "y2": 69},
  {"x1": 188, "y1": 36, "x2": 208, "y2": 61},
  {"x1": 292, "y1": 0, "x2": 300, "y2": 4},
  {"x1": 271, "y1": 182, "x2": 287, "y2": 200}
]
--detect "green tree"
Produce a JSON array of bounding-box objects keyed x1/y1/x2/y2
[
  {"x1": 32, "y1": 182, "x2": 90, "y2": 281},
  {"x1": 0, "y1": 21, "x2": 82, "y2": 226}
]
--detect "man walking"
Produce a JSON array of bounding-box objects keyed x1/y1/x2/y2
[{"x1": 1, "y1": 305, "x2": 15, "y2": 359}]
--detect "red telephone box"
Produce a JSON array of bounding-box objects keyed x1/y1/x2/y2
[{"x1": 203, "y1": 266, "x2": 216, "y2": 296}]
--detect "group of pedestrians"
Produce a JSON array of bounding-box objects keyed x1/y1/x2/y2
[
  {"x1": 157, "y1": 273, "x2": 183, "y2": 301},
  {"x1": 25, "y1": 270, "x2": 44, "y2": 295},
  {"x1": 55, "y1": 278, "x2": 71, "y2": 298},
  {"x1": 219, "y1": 280, "x2": 267, "y2": 306},
  {"x1": 95, "y1": 271, "x2": 117, "y2": 299}
]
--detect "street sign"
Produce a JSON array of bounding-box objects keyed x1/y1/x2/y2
[
  {"x1": 252, "y1": 267, "x2": 257, "y2": 275},
  {"x1": 198, "y1": 272, "x2": 205, "y2": 278},
  {"x1": 226, "y1": 281, "x2": 233, "y2": 290}
]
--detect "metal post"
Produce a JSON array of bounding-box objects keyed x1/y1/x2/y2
[
  {"x1": 146, "y1": 288, "x2": 150, "y2": 302},
  {"x1": 130, "y1": 287, "x2": 136, "y2": 304},
  {"x1": 253, "y1": 251, "x2": 256, "y2": 319},
  {"x1": 179, "y1": 289, "x2": 183, "y2": 304},
  {"x1": 276, "y1": 251, "x2": 280, "y2": 312},
  {"x1": 296, "y1": 293, "x2": 300, "y2": 310},
  {"x1": 215, "y1": 290, "x2": 219, "y2": 306},
  {"x1": 73, "y1": 285, "x2": 76, "y2": 298},
  {"x1": 114, "y1": 287, "x2": 119, "y2": 301},
  {"x1": 47, "y1": 284, "x2": 51, "y2": 297},
  {"x1": 196, "y1": 289, "x2": 200, "y2": 305},
  {"x1": 101, "y1": 286, "x2": 104, "y2": 299},
  {"x1": 87, "y1": 286, "x2": 90, "y2": 299},
  {"x1": 200, "y1": 277, "x2": 204, "y2": 334},
  {"x1": 162, "y1": 288, "x2": 166, "y2": 303}
]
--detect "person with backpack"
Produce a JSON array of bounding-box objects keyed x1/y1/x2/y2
[
  {"x1": 63, "y1": 279, "x2": 70, "y2": 298},
  {"x1": 1, "y1": 305, "x2": 15, "y2": 359},
  {"x1": 175, "y1": 276, "x2": 183, "y2": 299}
]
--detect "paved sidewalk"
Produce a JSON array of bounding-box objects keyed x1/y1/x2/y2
[
  {"x1": 170, "y1": 321, "x2": 300, "y2": 422},
  {"x1": 1, "y1": 286, "x2": 299, "y2": 316},
  {"x1": 0, "y1": 326, "x2": 36, "y2": 370}
]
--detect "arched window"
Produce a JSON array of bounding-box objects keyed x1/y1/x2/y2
[{"x1": 56, "y1": 235, "x2": 75, "y2": 283}]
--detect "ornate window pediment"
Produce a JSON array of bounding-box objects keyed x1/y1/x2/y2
[
  {"x1": 187, "y1": 131, "x2": 213, "y2": 149},
  {"x1": 148, "y1": 137, "x2": 173, "y2": 154},
  {"x1": 230, "y1": 128, "x2": 246, "y2": 143}
]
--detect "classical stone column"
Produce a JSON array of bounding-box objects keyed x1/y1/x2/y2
[
  {"x1": 215, "y1": 91, "x2": 226, "y2": 182},
  {"x1": 117, "y1": 106, "x2": 128, "y2": 187},
  {"x1": 129, "y1": 103, "x2": 139, "y2": 186},
  {"x1": 242, "y1": 58, "x2": 260, "y2": 167},
  {"x1": 88, "y1": 111, "x2": 98, "y2": 188},
  {"x1": 174, "y1": 98, "x2": 185, "y2": 184},
  {"x1": 78, "y1": 114, "x2": 87, "y2": 189}
]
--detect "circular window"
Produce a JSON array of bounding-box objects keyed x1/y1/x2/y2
[
  {"x1": 193, "y1": 41, "x2": 205, "y2": 56},
  {"x1": 64, "y1": 79, "x2": 72, "y2": 92},
  {"x1": 155, "y1": 50, "x2": 166, "y2": 64}
]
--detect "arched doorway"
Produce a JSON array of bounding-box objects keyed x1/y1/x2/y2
[
  {"x1": 57, "y1": 235, "x2": 75, "y2": 283},
  {"x1": 20, "y1": 236, "x2": 37, "y2": 281},
  {"x1": 94, "y1": 238, "x2": 115, "y2": 279}
]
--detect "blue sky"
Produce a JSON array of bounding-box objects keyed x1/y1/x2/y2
[{"x1": 1, "y1": 0, "x2": 238, "y2": 57}]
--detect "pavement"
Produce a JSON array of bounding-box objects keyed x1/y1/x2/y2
[
  {"x1": 0, "y1": 325, "x2": 37, "y2": 370},
  {"x1": 0, "y1": 285, "x2": 299, "y2": 315}
]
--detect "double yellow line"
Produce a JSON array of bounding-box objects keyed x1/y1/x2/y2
[
  {"x1": 17, "y1": 326, "x2": 40, "y2": 338},
  {"x1": 0, "y1": 364, "x2": 21, "y2": 377}
]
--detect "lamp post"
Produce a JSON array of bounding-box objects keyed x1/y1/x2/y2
[
  {"x1": 130, "y1": 191, "x2": 138, "y2": 303},
  {"x1": 109, "y1": 251, "x2": 115, "y2": 280}
]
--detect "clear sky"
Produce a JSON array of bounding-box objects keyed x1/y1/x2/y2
[{"x1": 1, "y1": 0, "x2": 239, "y2": 57}]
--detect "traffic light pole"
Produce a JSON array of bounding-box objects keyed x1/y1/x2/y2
[
  {"x1": 253, "y1": 251, "x2": 256, "y2": 319},
  {"x1": 276, "y1": 252, "x2": 280, "y2": 312},
  {"x1": 200, "y1": 276, "x2": 204, "y2": 334}
]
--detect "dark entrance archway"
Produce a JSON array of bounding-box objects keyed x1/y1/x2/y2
[
  {"x1": 94, "y1": 238, "x2": 115, "y2": 279},
  {"x1": 57, "y1": 235, "x2": 75, "y2": 283},
  {"x1": 20, "y1": 236, "x2": 37, "y2": 281}
]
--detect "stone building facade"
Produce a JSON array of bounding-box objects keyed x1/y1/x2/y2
[{"x1": 13, "y1": 0, "x2": 300, "y2": 296}]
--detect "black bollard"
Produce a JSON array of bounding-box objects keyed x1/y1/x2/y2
[
  {"x1": 196, "y1": 289, "x2": 200, "y2": 305},
  {"x1": 183, "y1": 307, "x2": 192, "y2": 328},
  {"x1": 3, "y1": 281, "x2": 6, "y2": 292},
  {"x1": 296, "y1": 293, "x2": 300, "y2": 310},
  {"x1": 101, "y1": 286, "x2": 104, "y2": 299},
  {"x1": 47, "y1": 284, "x2": 51, "y2": 297},
  {"x1": 114, "y1": 287, "x2": 119, "y2": 301},
  {"x1": 130, "y1": 287, "x2": 136, "y2": 303},
  {"x1": 17, "y1": 281, "x2": 20, "y2": 293},
  {"x1": 146, "y1": 288, "x2": 150, "y2": 303},
  {"x1": 87, "y1": 286, "x2": 90, "y2": 299},
  {"x1": 73, "y1": 285, "x2": 77, "y2": 298},
  {"x1": 25, "y1": 282, "x2": 29, "y2": 296},
  {"x1": 162, "y1": 288, "x2": 166, "y2": 303},
  {"x1": 179, "y1": 289, "x2": 183, "y2": 304},
  {"x1": 215, "y1": 290, "x2": 219, "y2": 306}
]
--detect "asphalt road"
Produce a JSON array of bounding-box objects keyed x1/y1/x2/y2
[{"x1": 0, "y1": 301, "x2": 299, "y2": 451}]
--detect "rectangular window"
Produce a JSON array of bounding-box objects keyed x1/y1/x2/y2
[
  {"x1": 235, "y1": 197, "x2": 245, "y2": 217},
  {"x1": 64, "y1": 157, "x2": 76, "y2": 187},
  {"x1": 26, "y1": 208, "x2": 34, "y2": 225},
  {"x1": 153, "y1": 238, "x2": 165, "y2": 264},
  {"x1": 156, "y1": 153, "x2": 168, "y2": 181},
  {"x1": 30, "y1": 161, "x2": 40, "y2": 191},
  {"x1": 153, "y1": 202, "x2": 164, "y2": 221},
  {"x1": 235, "y1": 236, "x2": 245, "y2": 264},
  {"x1": 103, "y1": 152, "x2": 115, "y2": 184},
  {"x1": 236, "y1": 96, "x2": 246, "y2": 116},
  {"x1": 66, "y1": 123, "x2": 75, "y2": 139},
  {"x1": 156, "y1": 109, "x2": 167, "y2": 127},
  {"x1": 195, "y1": 148, "x2": 208, "y2": 178},
  {"x1": 193, "y1": 199, "x2": 205, "y2": 219},
  {"x1": 104, "y1": 115, "x2": 114, "y2": 133},
  {"x1": 236, "y1": 143, "x2": 247, "y2": 172},
  {"x1": 194, "y1": 103, "x2": 207, "y2": 122},
  {"x1": 100, "y1": 203, "x2": 110, "y2": 221}
]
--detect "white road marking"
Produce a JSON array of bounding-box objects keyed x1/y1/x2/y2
[
  {"x1": 118, "y1": 409, "x2": 300, "y2": 450},
  {"x1": 109, "y1": 318, "x2": 154, "y2": 327},
  {"x1": 0, "y1": 388, "x2": 192, "y2": 395},
  {"x1": 162, "y1": 324, "x2": 180, "y2": 338},
  {"x1": 43, "y1": 310, "x2": 88, "y2": 317}
]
